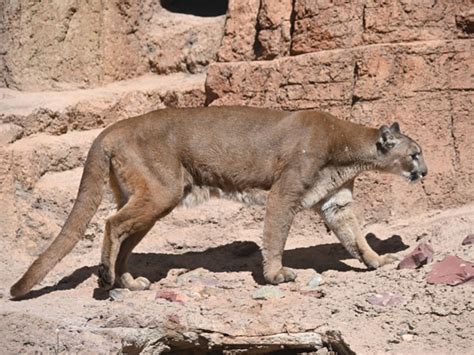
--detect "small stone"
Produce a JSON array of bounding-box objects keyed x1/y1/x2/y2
[
  {"x1": 0, "y1": 123, "x2": 23, "y2": 145},
  {"x1": 401, "y1": 334, "x2": 414, "y2": 342},
  {"x1": 427, "y1": 255, "x2": 474, "y2": 286},
  {"x1": 252, "y1": 285, "x2": 284, "y2": 300},
  {"x1": 109, "y1": 288, "x2": 131, "y2": 301},
  {"x1": 367, "y1": 292, "x2": 407, "y2": 307},
  {"x1": 155, "y1": 288, "x2": 187, "y2": 303},
  {"x1": 176, "y1": 268, "x2": 219, "y2": 287},
  {"x1": 307, "y1": 274, "x2": 323, "y2": 289},
  {"x1": 398, "y1": 242, "x2": 434, "y2": 269},
  {"x1": 462, "y1": 234, "x2": 474, "y2": 245}
]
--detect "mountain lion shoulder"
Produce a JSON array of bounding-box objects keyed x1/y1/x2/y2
[{"x1": 11, "y1": 106, "x2": 428, "y2": 298}]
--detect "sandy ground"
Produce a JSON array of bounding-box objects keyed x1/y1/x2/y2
[{"x1": 1, "y1": 198, "x2": 473, "y2": 354}]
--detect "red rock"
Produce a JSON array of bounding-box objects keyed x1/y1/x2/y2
[
  {"x1": 155, "y1": 289, "x2": 187, "y2": 303},
  {"x1": 427, "y1": 256, "x2": 474, "y2": 286},
  {"x1": 398, "y1": 243, "x2": 434, "y2": 269},
  {"x1": 461, "y1": 234, "x2": 474, "y2": 245},
  {"x1": 367, "y1": 292, "x2": 407, "y2": 307}
]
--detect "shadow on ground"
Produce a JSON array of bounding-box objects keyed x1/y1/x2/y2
[
  {"x1": 11, "y1": 266, "x2": 97, "y2": 301},
  {"x1": 132, "y1": 233, "x2": 408, "y2": 284},
  {"x1": 14, "y1": 234, "x2": 408, "y2": 300}
]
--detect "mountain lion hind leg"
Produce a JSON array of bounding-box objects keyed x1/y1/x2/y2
[
  {"x1": 99, "y1": 152, "x2": 184, "y2": 291},
  {"x1": 114, "y1": 228, "x2": 154, "y2": 291},
  {"x1": 318, "y1": 181, "x2": 398, "y2": 269}
]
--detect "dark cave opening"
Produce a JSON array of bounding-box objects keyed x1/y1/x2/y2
[{"x1": 160, "y1": 0, "x2": 228, "y2": 17}]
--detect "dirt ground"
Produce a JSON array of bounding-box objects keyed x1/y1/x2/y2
[{"x1": 1, "y1": 195, "x2": 472, "y2": 354}]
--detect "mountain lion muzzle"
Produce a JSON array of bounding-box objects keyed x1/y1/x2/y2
[{"x1": 10, "y1": 107, "x2": 427, "y2": 298}]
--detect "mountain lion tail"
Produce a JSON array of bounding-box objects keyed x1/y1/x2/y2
[{"x1": 10, "y1": 138, "x2": 110, "y2": 298}]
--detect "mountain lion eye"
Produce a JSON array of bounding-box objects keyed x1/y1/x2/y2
[{"x1": 410, "y1": 153, "x2": 419, "y2": 160}]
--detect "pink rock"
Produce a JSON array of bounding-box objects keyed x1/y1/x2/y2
[
  {"x1": 155, "y1": 289, "x2": 187, "y2": 303},
  {"x1": 461, "y1": 234, "x2": 474, "y2": 245},
  {"x1": 398, "y1": 243, "x2": 434, "y2": 269},
  {"x1": 427, "y1": 256, "x2": 474, "y2": 286},
  {"x1": 367, "y1": 292, "x2": 407, "y2": 307}
]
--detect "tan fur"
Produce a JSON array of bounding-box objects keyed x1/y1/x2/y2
[{"x1": 10, "y1": 107, "x2": 427, "y2": 298}]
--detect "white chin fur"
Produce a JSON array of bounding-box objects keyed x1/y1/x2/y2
[{"x1": 401, "y1": 171, "x2": 412, "y2": 181}]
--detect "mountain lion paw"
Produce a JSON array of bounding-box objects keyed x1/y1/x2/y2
[
  {"x1": 135, "y1": 277, "x2": 151, "y2": 290},
  {"x1": 379, "y1": 253, "x2": 399, "y2": 266},
  {"x1": 265, "y1": 267, "x2": 297, "y2": 284},
  {"x1": 364, "y1": 253, "x2": 399, "y2": 269},
  {"x1": 118, "y1": 273, "x2": 151, "y2": 291},
  {"x1": 98, "y1": 263, "x2": 114, "y2": 289}
]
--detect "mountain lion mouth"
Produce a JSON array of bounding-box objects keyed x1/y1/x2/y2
[{"x1": 408, "y1": 171, "x2": 421, "y2": 182}]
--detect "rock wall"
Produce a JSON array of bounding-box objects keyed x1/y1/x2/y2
[
  {"x1": 0, "y1": 0, "x2": 473, "y2": 249},
  {"x1": 0, "y1": 0, "x2": 225, "y2": 90}
]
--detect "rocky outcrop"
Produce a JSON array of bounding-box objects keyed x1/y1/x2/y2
[{"x1": 0, "y1": 1, "x2": 225, "y2": 90}]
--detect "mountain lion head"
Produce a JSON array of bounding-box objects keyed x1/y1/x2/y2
[{"x1": 377, "y1": 122, "x2": 428, "y2": 182}]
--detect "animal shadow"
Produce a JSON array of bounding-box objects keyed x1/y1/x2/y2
[
  {"x1": 13, "y1": 234, "x2": 408, "y2": 300},
  {"x1": 131, "y1": 233, "x2": 408, "y2": 284},
  {"x1": 11, "y1": 266, "x2": 97, "y2": 301}
]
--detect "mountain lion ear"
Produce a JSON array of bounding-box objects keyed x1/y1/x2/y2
[
  {"x1": 377, "y1": 125, "x2": 397, "y2": 152},
  {"x1": 390, "y1": 122, "x2": 400, "y2": 133}
]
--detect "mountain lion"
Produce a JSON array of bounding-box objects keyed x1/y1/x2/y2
[{"x1": 11, "y1": 106, "x2": 427, "y2": 298}]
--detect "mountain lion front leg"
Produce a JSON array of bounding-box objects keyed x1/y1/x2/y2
[
  {"x1": 318, "y1": 183, "x2": 398, "y2": 269},
  {"x1": 262, "y1": 180, "x2": 302, "y2": 284}
]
